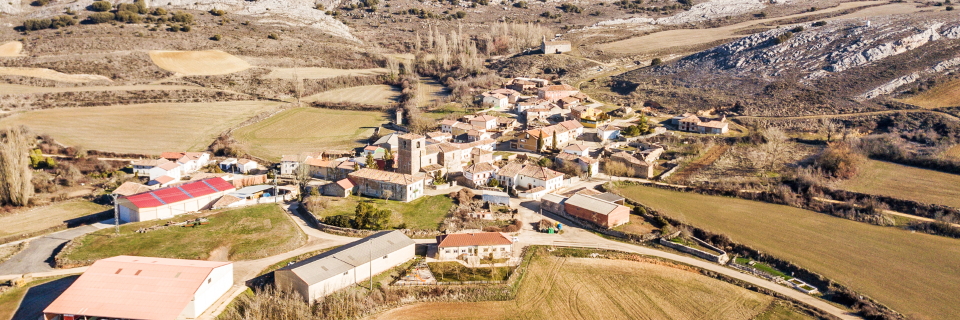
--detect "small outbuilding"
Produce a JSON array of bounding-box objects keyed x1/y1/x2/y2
[{"x1": 564, "y1": 193, "x2": 630, "y2": 228}]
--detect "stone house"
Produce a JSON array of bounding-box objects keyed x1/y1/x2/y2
[
  {"x1": 537, "y1": 84, "x2": 579, "y2": 102},
  {"x1": 348, "y1": 168, "x2": 425, "y2": 202},
  {"x1": 463, "y1": 162, "x2": 498, "y2": 188}
]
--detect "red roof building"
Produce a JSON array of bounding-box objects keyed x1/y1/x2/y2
[
  {"x1": 117, "y1": 178, "x2": 236, "y2": 222},
  {"x1": 436, "y1": 232, "x2": 514, "y2": 260},
  {"x1": 43, "y1": 256, "x2": 233, "y2": 320}
]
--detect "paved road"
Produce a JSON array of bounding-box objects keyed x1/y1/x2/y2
[{"x1": 0, "y1": 222, "x2": 112, "y2": 275}]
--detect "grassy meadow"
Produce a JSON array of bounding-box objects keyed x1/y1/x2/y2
[
  {"x1": 0, "y1": 201, "x2": 109, "y2": 239},
  {"x1": 0, "y1": 101, "x2": 280, "y2": 154},
  {"x1": 233, "y1": 107, "x2": 386, "y2": 161},
  {"x1": 302, "y1": 85, "x2": 400, "y2": 105},
  {"x1": 899, "y1": 78, "x2": 960, "y2": 108},
  {"x1": 615, "y1": 184, "x2": 960, "y2": 320},
  {"x1": 61, "y1": 204, "x2": 304, "y2": 263},
  {"x1": 837, "y1": 160, "x2": 960, "y2": 208},
  {"x1": 312, "y1": 195, "x2": 454, "y2": 230},
  {"x1": 374, "y1": 255, "x2": 778, "y2": 320}
]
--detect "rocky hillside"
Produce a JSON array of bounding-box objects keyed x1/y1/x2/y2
[{"x1": 614, "y1": 10, "x2": 960, "y2": 117}]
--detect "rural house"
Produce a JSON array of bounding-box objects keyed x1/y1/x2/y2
[
  {"x1": 608, "y1": 151, "x2": 656, "y2": 178},
  {"x1": 323, "y1": 178, "x2": 355, "y2": 198},
  {"x1": 542, "y1": 38, "x2": 572, "y2": 54},
  {"x1": 280, "y1": 153, "x2": 323, "y2": 176},
  {"x1": 148, "y1": 161, "x2": 182, "y2": 185},
  {"x1": 131, "y1": 158, "x2": 170, "y2": 177},
  {"x1": 674, "y1": 113, "x2": 729, "y2": 134},
  {"x1": 564, "y1": 193, "x2": 630, "y2": 228},
  {"x1": 597, "y1": 124, "x2": 621, "y2": 141},
  {"x1": 463, "y1": 162, "x2": 498, "y2": 188},
  {"x1": 275, "y1": 230, "x2": 415, "y2": 302},
  {"x1": 348, "y1": 168, "x2": 425, "y2": 202},
  {"x1": 116, "y1": 177, "x2": 236, "y2": 222},
  {"x1": 162, "y1": 152, "x2": 211, "y2": 174},
  {"x1": 556, "y1": 152, "x2": 599, "y2": 176},
  {"x1": 516, "y1": 165, "x2": 564, "y2": 192},
  {"x1": 43, "y1": 256, "x2": 233, "y2": 320},
  {"x1": 513, "y1": 120, "x2": 584, "y2": 152},
  {"x1": 563, "y1": 143, "x2": 591, "y2": 156},
  {"x1": 537, "y1": 84, "x2": 579, "y2": 102},
  {"x1": 436, "y1": 232, "x2": 514, "y2": 261}
]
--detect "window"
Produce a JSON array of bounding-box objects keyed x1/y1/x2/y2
[
  {"x1": 500, "y1": 248, "x2": 505, "y2": 251},
  {"x1": 344, "y1": 271, "x2": 349, "y2": 276},
  {"x1": 208, "y1": 278, "x2": 212, "y2": 284},
  {"x1": 383, "y1": 255, "x2": 388, "y2": 259}
]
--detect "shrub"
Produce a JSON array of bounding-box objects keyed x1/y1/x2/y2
[
  {"x1": 323, "y1": 214, "x2": 354, "y2": 228},
  {"x1": 453, "y1": 11, "x2": 466, "y2": 18},
  {"x1": 812, "y1": 20, "x2": 827, "y2": 27},
  {"x1": 115, "y1": 11, "x2": 143, "y2": 23},
  {"x1": 117, "y1": 2, "x2": 145, "y2": 14},
  {"x1": 790, "y1": 26, "x2": 804, "y2": 32},
  {"x1": 90, "y1": 1, "x2": 111, "y2": 12},
  {"x1": 948, "y1": 6, "x2": 955, "y2": 11},
  {"x1": 151, "y1": 7, "x2": 167, "y2": 16},
  {"x1": 30, "y1": 0, "x2": 49, "y2": 6},
  {"x1": 813, "y1": 142, "x2": 865, "y2": 179},
  {"x1": 268, "y1": 33, "x2": 279, "y2": 40},
  {"x1": 86, "y1": 12, "x2": 115, "y2": 24},
  {"x1": 773, "y1": 31, "x2": 793, "y2": 44},
  {"x1": 650, "y1": 57, "x2": 662, "y2": 66},
  {"x1": 211, "y1": 34, "x2": 222, "y2": 41},
  {"x1": 170, "y1": 11, "x2": 194, "y2": 24},
  {"x1": 476, "y1": 0, "x2": 488, "y2": 5},
  {"x1": 209, "y1": 9, "x2": 227, "y2": 16},
  {"x1": 180, "y1": 24, "x2": 191, "y2": 32},
  {"x1": 560, "y1": 3, "x2": 582, "y2": 13},
  {"x1": 513, "y1": 1, "x2": 527, "y2": 8}
]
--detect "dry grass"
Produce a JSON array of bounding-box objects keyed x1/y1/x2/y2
[
  {"x1": 0, "y1": 83, "x2": 214, "y2": 95},
  {"x1": 233, "y1": 107, "x2": 386, "y2": 160},
  {"x1": 0, "y1": 201, "x2": 109, "y2": 239},
  {"x1": 264, "y1": 67, "x2": 388, "y2": 80},
  {"x1": 836, "y1": 160, "x2": 960, "y2": 208},
  {"x1": 373, "y1": 256, "x2": 773, "y2": 320},
  {"x1": 0, "y1": 101, "x2": 280, "y2": 154},
  {"x1": 418, "y1": 78, "x2": 449, "y2": 107},
  {"x1": 0, "y1": 41, "x2": 23, "y2": 57},
  {"x1": 0, "y1": 67, "x2": 111, "y2": 83},
  {"x1": 149, "y1": 50, "x2": 252, "y2": 76},
  {"x1": 899, "y1": 78, "x2": 960, "y2": 108},
  {"x1": 302, "y1": 85, "x2": 400, "y2": 105},
  {"x1": 616, "y1": 184, "x2": 960, "y2": 320},
  {"x1": 611, "y1": 214, "x2": 656, "y2": 235},
  {"x1": 597, "y1": 1, "x2": 920, "y2": 55},
  {"x1": 0, "y1": 275, "x2": 73, "y2": 320},
  {"x1": 946, "y1": 145, "x2": 960, "y2": 160}
]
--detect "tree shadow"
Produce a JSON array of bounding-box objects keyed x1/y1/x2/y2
[{"x1": 11, "y1": 275, "x2": 78, "y2": 320}]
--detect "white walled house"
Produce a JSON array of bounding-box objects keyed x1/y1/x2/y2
[
  {"x1": 463, "y1": 163, "x2": 498, "y2": 188},
  {"x1": 436, "y1": 232, "x2": 514, "y2": 260},
  {"x1": 149, "y1": 162, "x2": 182, "y2": 181},
  {"x1": 275, "y1": 230, "x2": 415, "y2": 302},
  {"x1": 43, "y1": 256, "x2": 233, "y2": 320},
  {"x1": 236, "y1": 159, "x2": 258, "y2": 173},
  {"x1": 219, "y1": 158, "x2": 238, "y2": 172},
  {"x1": 516, "y1": 165, "x2": 564, "y2": 192},
  {"x1": 131, "y1": 158, "x2": 170, "y2": 177},
  {"x1": 117, "y1": 177, "x2": 236, "y2": 222}
]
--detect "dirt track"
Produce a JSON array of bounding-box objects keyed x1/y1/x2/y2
[
  {"x1": 0, "y1": 41, "x2": 23, "y2": 57},
  {"x1": 149, "y1": 50, "x2": 252, "y2": 76}
]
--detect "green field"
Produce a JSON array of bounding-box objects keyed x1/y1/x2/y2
[
  {"x1": 428, "y1": 262, "x2": 512, "y2": 282},
  {"x1": 616, "y1": 184, "x2": 960, "y2": 320},
  {"x1": 0, "y1": 275, "x2": 74, "y2": 320},
  {"x1": 838, "y1": 160, "x2": 960, "y2": 208},
  {"x1": 0, "y1": 201, "x2": 109, "y2": 239},
  {"x1": 61, "y1": 204, "x2": 304, "y2": 263},
  {"x1": 233, "y1": 107, "x2": 386, "y2": 161},
  {"x1": 312, "y1": 195, "x2": 454, "y2": 230},
  {"x1": 376, "y1": 254, "x2": 779, "y2": 320},
  {"x1": 0, "y1": 101, "x2": 280, "y2": 154},
  {"x1": 302, "y1": 85, "x2": 400, "y2": 106}
]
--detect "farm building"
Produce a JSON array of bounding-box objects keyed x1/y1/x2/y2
[
  {"x1": 149, "y1": 161, "x2": 181, "y2": 181},
  {"x1": 556, "y1": 152, "x2": 599, "y2": 176},
  {"x1": 162, "y1": 152, "x2": 211, "y2": 174},
  {"x1": 537, "y1": 84, "x2": 579, "y2": 102},
  {"x1": 348, "y1": 168, "x2": 425, "y2": 202},
  {"x1": 275, "y1": 230, "x2": 416, "y2": 302},
  {"x1": 43, "y1": 256, "x2": 233, "y2": 320},
  {"x1": 212, "y1": 185, "x2": 291, "y2": 209},
  {"x1": 564, "y1": 193, "x2": 630, "y2": 228},
  {"x1": 131, "y1": 158, "x2": 170, "y2": 177},
  {"x1": 541, "y1": 38, "x2": 572, "y2": 54},
  {"x1": 540, "y1": 193, "x2": 567, "y2": 214},
  {"x1": 323, "y1": 179, "x2": 355, "y2": 198},
  {"x1": 111, "y1": 181, "x2": 154, "y2": 197},
  {"x1": 436, "y1": 232, "x2": 514, "y2": 261},
  {"x1": 674, "y1": 113, "x2": 729, "y2": 134},
  {"x1": 480, "y1": 190, "x2": 511, "y2": 206},
  {"x1": 597, "y1": 125, "x2": 621, "y2": 141},
  {"x1": 116, "y1": 177, "x2": 236, "y2": 222}
]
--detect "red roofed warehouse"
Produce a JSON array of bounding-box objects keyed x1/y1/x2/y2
[
  {"x1": 436, "y1": 232, "x2": 514, "y2": 260},
  {"x1": 43, "y1": 256, "x2": 233, "y2": 320},
  {"x1": 116, "y1": 177, "x2": 237, "y2": 222},
  {"x1": 563, "y1": 193, "x2": 630, "y2": 228}
]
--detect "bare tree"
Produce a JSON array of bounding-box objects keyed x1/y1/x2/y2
[
  {"x1": 818, "y1": 118, "x2": 841, "y2": 142},
  {"x1": 294, "y1": 157, "x2": 311, "y2": 200},
  {"x1": 0, "y1": 126, "x2": 33, "y2": 206}
]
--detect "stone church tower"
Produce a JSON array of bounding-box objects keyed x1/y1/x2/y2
[{"x1": 397, "y1": 134, "x2": 425, "y2": 175}]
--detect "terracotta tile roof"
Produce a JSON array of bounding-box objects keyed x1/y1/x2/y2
[
  {"x1": 490, "y1": 88, "x2": 519, "y2": 95},
  {"x1": 43, "y1": 256, "x2": 231, "y2": 320},
  {"x1": 425, "y1": 144, "x2": 441, "y2": 155},
  {"x1": 497, "y1": 117, "x2": 516, "y2": 124},
  {"x1": 700, "y1": 120, "x2": 728, "y2": 129},
  {"x1": 541, "y1": 84, "x2": 576, "y2": 92},
  {"x1": 112, "y1": 182, "x2": 154, "y2": 196},
  {"x1": 564, "y1": 143, "x2": 590, "y2": 153},
  {"x1": 437, "y1": 143, "x2": 462, "y2": 153},
  {"x1": 336, "y1": 178, "x2": 354, "y2": 190},
  {"x1": 464, "y1": 162, "x2": 497, "y2": 174},
  {"x1": 519, "y1": 165, "x2": 563, "y2": 180},
  {"x1": 399, "y1": 133, "x2": 423, "y2": 140},
  {"x1": 132, "y1": 158, "x2": 169, "y2": 167},
  {"x1": 364, "y1": 145, "x2": 382, "y2": 151},
  {"x1": 185, "y1": 152, "x2": 208, "y2": 160},
  {"x1": 437, "y1": 232, "x2": 513, "y2": 248},
  {"x1": 472, "y1": 115, "x2": 497, "y2": 122},
  {"x1": 440, "y1": 119, "x2": 460, "y2": 126},
  {"x1": 471, "y1": 148, "x2": 492, "y2": 155},
  {"x1": 160, "y1": 152, "x2": 185, "y2": 160},
  {"x1": 421, "y1": 164, "x2": 444, "y2": 172},
  {"x1": 157, "y1": 162, "x2": 180, "y2": 171},
  {"x1": 496, "y1": 162, "x2": 525, "y2": 177},
  {"x1": 349, "y1": 168, "x2": 424, "y2": 185},
  {"x1": 212, "y1": 194, "x2": 242, "y2": 208},
  {"x1": 597, "y1": 124, "x2": 619, "y2": 132},
  {"x1": 558, "y1": 120, "x2": 584, "y2": 130},
  {"x1": 304, "y1": 158, "x2": 329, "y2": 167},
  {"x1": 426, "y1": 131, "x2": 452, "y2": 139},
  {"x1": 153, "y1": 175, "x2": 176, "y2": 184},
  {"x1": 237, "y1": 159, "x2": 256, "y2": 165}
]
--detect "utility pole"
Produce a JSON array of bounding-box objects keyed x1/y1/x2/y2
[
  {"x1": 272, "y1": 169, "x2": 278, "y2": 203},
  {"x1": 111, "y1": 193, "x2": 119, "y2": 235}
]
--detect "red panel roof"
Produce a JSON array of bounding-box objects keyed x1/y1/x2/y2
[
  {"x1": 43, "y1": 256, "x2": 231, "y2": 320},
  {"x1": 122, "y1": 178, "x2": 235, "y2": 209}
]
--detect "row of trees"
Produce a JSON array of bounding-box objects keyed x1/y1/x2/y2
[{"x1": 322, "y1": 202, "x2": 392, "y2": 230}]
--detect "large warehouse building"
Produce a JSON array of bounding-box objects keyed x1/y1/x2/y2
[
  {"x1": 275, "y1": 230, "x2": 416, "y2": 301},
  {"x1": 116, "y1": 177, "x2": 236, "y2": 222},
  {"x1": 43, "y1": 256, "x2": 233, "y2": 320}
]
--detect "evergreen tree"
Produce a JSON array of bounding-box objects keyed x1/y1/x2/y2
[
  {"x1": 536, "y1": 132, "x2": 544, "y2": 152},
  {"x1": 552, "y1": 131, "x2": 558, "y2": 151},
  {"x1": 365, "y1": 153, "x2": 378, "y2": 170}
]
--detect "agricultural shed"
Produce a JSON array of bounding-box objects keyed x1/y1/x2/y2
[
  {"x1": 540, "y1": 193, "x2": 567, "y2": 214},
  {"x1": 275, "y1": 230, "x2": 415, "y2": 302},
  {"x1": 564, "y1": 193, "x2": 629, "y2": 228},
  {"x1": 116, "y1": 177, "x2": 236, "y2": 222},
  {"x1": 43, "y1": 256, "x2": 233, "y2": 320}
]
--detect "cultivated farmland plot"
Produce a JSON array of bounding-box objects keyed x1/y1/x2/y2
[
  {"x1": 149, "y1": 50, "x2": 252, "y2": 76},
  {"x1": 838, "y1": 160, "x2": 960, "y2": 208},
  {"x1": 899, "y1": 78, "x2": 960, "y2": 108},
  {"x1": 264, "y1": 67, "x2": 389, "y2": 80},
  {"x1": 0, "y1": 101, "x2": 281, "y2": 155},
  {"x1": 0, "y1": 201, "x2": 109, "y2": 239},
  {"x1": 617, "y1": 185, "x2": 960, "y2": 320},
  {"x1": 302, "y1": 85, "x2": 400, "y2": 106},
  {"x1": 233, "y1": 107, "x2": 387, "y2": 160},
  {"x1": 375, "y1": 256, "x2": 779, "y2": 320}
]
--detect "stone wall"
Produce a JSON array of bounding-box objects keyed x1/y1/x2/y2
[{"x1": 658, "y1": 237, "x2": 729, "y2": 264}]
